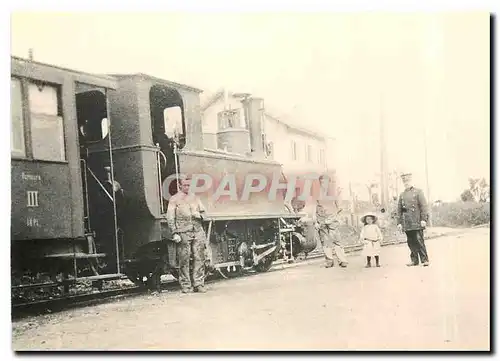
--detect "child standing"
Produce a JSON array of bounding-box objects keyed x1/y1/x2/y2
[{"x1": 360, "y1": 212, "x2": 383, "y2": 267}]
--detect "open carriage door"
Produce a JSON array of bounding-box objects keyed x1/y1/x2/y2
[{"x1": 75, "y1": 85, "x2": 121, "y2": 275}]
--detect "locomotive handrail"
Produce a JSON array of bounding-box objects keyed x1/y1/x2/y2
[
  {"x1": 86, "y1": 164, "x2": 113, "y2": 202},
  {"x1": 157, "y1": 148, "x2": 167, "y2": 167},
  {"x1": 80, "y1": 159, "x2": 91, "y2": 231},
  {"x1": 155, "y1": 145, "x2": 167, "y2": 214},
  {"x1": 173, "y1": 142, "x2": 180, "y2": 193}
]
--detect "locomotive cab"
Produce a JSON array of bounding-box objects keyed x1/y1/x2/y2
[{"x1": 149, "y1": 84, "x2": 186, "y2": 203}]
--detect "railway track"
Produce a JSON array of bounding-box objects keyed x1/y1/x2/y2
[
  {"x1": 11, "y1": 254, "x2": 327, "y2": 320},
  {"x1": 13, "y1": 228, "x2": 468, "y2": 320},
  {"x1": 10, "y1": 242, "x2": 391, "y2": 320}
]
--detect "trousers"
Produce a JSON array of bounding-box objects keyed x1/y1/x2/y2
[
  {"x1": 318, "y1": 227, "x2": 348, "y2": 265},
  {"x1": 405, "y1": 230, "x2": 429, "y2": 264},
  {"x1": 177, "y1": 235, "x2": 205, "y2": 290}
]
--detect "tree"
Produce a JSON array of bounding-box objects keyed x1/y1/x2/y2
[
  {"x1": 461, "y1": 178, "x2": 489, "y2": 203},
  {"x1": 365, "y1": 182, "x2": 378, "y2": 206},
  {"x1": 460, "y1": 189, "x2": 474, "y2": 202}
]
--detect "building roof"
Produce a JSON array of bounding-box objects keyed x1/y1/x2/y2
[
  {"x1": 201, "y1": 88, "x2": 329, "y2": 141},
  {"x1": 264, "y1": 112, "x2": 326, "y2": 141}
]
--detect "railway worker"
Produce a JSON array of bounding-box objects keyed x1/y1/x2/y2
[
  {"x1": 315, "y1": 175, "x2": 348, "y2": 268},
  {"x1": 397, "y1": 172, "x2": 430, "y2": 267},
  {"x1": 166, "y1": 175, "x2": 208, "y2": 293}
]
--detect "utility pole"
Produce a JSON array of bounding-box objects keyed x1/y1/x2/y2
[
  {"x1": 349, "y1": 182, "x2": 356, "y2": 228},
  {"x1": 423, "y1": 120, "x2": 432, "y2": 226},
  {"x1": 379, "y1": 94, "x2": 389, "y2": 211}
]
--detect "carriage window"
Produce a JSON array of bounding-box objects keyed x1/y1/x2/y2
[
  {"x1": 11, "y1": 78, "x2": 26, "y2": 157},
  {"x1": 28, "y1": 82, "x2": 66, "y2": 162}
]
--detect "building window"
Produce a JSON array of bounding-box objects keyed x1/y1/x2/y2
[
  {"x1": 218, "y1": 109, "x2": 243, "y2": 130},
  {"x1": 319, "y1": 148, "x2": 325, "y2": 166},
  {"x1": 291, "y1": 140, "x2": 297, "y2": 161},
  {"x1": 306, "y1": 144, "x2": 312, "y2": 162},
  {"x1": 265, "y1": 141, "x2": 274, "y2": 158},
  {"x1": 28, "y1": 82, "x2": 66, "y2": 162},
  {"x1": 11, "y1": 78, "x2": 26, "y2": 157},
  {"x1": 239, "y1": 108, "x2": 247, "y2": 128}
]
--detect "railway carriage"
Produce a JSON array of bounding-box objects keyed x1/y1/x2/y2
[
  {"x1": 10, "y1": 56, "x2": 319, "y2": 298},
  {"x1": 10, "y1": 56, "x2": 120, "y2": 292}
]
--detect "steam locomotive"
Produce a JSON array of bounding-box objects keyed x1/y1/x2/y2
[{"x1": 10, "y1": 56, "x2": 320, "y2": 294}]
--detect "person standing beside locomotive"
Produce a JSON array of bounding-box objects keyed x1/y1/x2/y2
[
  {"x1": 166, "y1": 176, "x2": 208, "y2": 293},
  {"x1": 315, "y1": 175, "x2": 348, "y2": 268},
  {"x1": 397, "y1": 172, "x2": 430, "y2": 267}
]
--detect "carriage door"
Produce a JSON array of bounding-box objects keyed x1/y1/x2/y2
[{"x1": 149, "y1": 85, "x2": 186, "y2": 211}]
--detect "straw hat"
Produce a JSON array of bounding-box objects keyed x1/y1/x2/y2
[{"x1": 361, "y1": 212, "x2": 378, "y2": 225}]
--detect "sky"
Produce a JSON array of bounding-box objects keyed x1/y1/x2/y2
[{"x1": 10, "y1": 11, "x2": 490, "y2": 201}]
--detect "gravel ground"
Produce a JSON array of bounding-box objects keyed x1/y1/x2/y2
[{"x1": 12, "y1": 227, "x2": 490, "y2": 351}]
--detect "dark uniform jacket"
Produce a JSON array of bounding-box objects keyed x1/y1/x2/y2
[{"x1": 397, "y1": 187, "x2": 429, "y2": 231}]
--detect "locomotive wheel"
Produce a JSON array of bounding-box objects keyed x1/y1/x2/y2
[
  {"x1": 216, "y1": 265, "x2": 243, "y2": 279},
  {"x1": 254, "y1": 256, "x2": 274, "y2": 273},
  {"x1": 125, "y1": 270, "x2": 149, "y2": 288},
  {"x1": 125, "y1": 263, "x2": 160, "y2": 290}
]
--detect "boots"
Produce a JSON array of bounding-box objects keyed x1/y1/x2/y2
[
  {"x1": 365, "y1": 256, "x2": 371, "y2": 268},
  {"x1": 325, "y1": 260, "x2": 334, "y2": 268},
  {"x1": 375, "y1": 256, "x2": 380, "y2": 267}
]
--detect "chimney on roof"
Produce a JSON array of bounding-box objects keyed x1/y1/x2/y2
[{"x1": 242, "y1": 97, "x2": 265, "y2": 158}]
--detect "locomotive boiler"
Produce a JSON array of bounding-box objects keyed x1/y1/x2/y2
[{"x1": 10, "y1": 56, "x2": 319, "y2": 296}]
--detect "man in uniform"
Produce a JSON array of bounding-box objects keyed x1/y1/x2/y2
[
  {"x1": 315, "y1": 175, "x2": 348, "y2": 268},
  {"x1": 166, "y1": 176, "x2": 208, "y2": 293},
  {"x1": 397, "y1": 172, "x2": 430, "y2": 267}
]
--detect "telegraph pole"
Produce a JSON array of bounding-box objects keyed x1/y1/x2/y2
[
  {"x1": 379, "y1": 94, "x2": 389, "y2": 211},
  {"x1": 423, "y1": 119, "x2": 432, "y2": 226}
]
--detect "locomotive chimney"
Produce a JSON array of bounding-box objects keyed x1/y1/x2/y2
[{"x1": 242, "y1": 96, "x2": 265, "y2": 158}]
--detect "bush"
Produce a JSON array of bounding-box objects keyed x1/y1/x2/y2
[{"x1": 431, "y1": 202, "x2": 490, "y2": 227}]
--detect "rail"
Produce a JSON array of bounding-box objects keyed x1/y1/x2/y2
[{"x1": 12, "y1": 227, "x2": 466, "y2": 319}]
